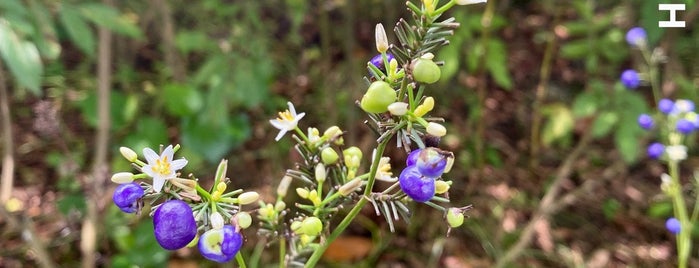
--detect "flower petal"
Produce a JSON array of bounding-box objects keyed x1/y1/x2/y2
[
  {"x1": 171, "y1": 158, "x2": 188, "y2": 170},
  {"x1": 152, "y1": 177, "x2": 166, "y2": 193},
  {"x1": 142, "y1": 164, "x2": 156, "y2": 178},
  {"x1": 269, "y1": 119, "x2": 287, "y2": 130},
  {"x1": 275, "y1": 129, "x2": 287, "y2": 141},
  {"x1": 161, "y1": 145, "x2": 175, "y2": 162},
  {"x1": 143, "y1": 147, "x2": 159, "y2": 163},
  {"x1": 296, "y1": 112, "x2": 306, "y2": 121},
  {"x1": 287, "y1": 102, "x2": 296, "y2": 116}
]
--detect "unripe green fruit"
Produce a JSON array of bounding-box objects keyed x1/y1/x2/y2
[
  {"x1": 412, "y1": 58, "x2": 441, "y2": 84},
  {"x1": 321, "y1": 147, "x2": 339, "y2": 164},
  {"x1": 447, "y1": 208, "x2": 464, "y2": 228},
  {"x1": 301, "y1": 217, "x2": 323, "y2": 236},
  {"x1": 360, "y1": 81, "x2": 396, "y2": 113}
]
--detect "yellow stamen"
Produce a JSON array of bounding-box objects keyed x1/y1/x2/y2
[
  {"x1": 278, "y1": 110, "x2": 294, "y2": 122},
  {"x1": 151, "y1": 156, "x2": 172, "y2": 176}
]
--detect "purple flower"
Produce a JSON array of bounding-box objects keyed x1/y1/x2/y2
[
  {"x1": 112, "y1": 182, "x2": 144, "y2": 213},
  {"x1": 647, "y1": 142, "x2": 665, "y2": 159},
  {"x1": 620, "y1": 69, "x2": 640, "y2": 89},
  {"x1": 658, "y1": 99, "x2": 674, "y2": 114},
  {"x1": 637, "y1": 114, "x2": 654, "y2": 130},
  {"x1": 626, "y1": 27, "x2": 646, "y2": 47},
  {"x1": 666, "y1": 217, "x2": 681, "y2": 234},
  {"x1": 676, "y1": 119, "x2": 695, "y2": 134}
]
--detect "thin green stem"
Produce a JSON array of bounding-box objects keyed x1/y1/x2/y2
[
  {"x1": 294, "y1": 127, "x2": 311, "y2": 146},
  {"x1": 236, "y1": 251, "x2": 247, "y2": 268},
  {"x1": 304, "y1": 139, "x2": 390, "y2": 267},
  {"x1": 669, "y1": 160, "x2": 690, "y2": 268},
  {"x1": 196, "y1": 184, "x2": 213, "y2": 201},
  {"x1": 279, "y1": 237, "x2": 286, "y2": 268}
]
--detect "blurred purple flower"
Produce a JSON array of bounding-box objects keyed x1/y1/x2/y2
[
  {"x1": 647, "y1": 142, "x2": 665, "y2": 159},
  {"x1": 626, "y1": 27, "x2": 646, "y2": 47},
  {"x1": 620, "y1": 69, "x2": 640, "y2": 89},
  {"x1": 637, "y1": 114, "x2": 654, "y2": 130},
  {"x1": 666, "y1": 217, "x2": 681, "y2": 234}
]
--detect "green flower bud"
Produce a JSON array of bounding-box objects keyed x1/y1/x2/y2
[
  {"x1": 238, "y1": 191, "x2": 259, "y2": 205},
  {"x1": 296, "y1": 188, "x2": 310, "y2": 199},
  {"x1": 360, "y1": 81, "x2": 396, "y2": 113},
  {"x1": 274, "y1": 200, "x2": 286, "y2": 211},
  {"x1": 277, "y1": 175, "x2": 293, "y2": 197},
  {"x1": 343, "y1": 147, "x2": 363, "y2": 169},
  {"x1": 447, "y1": 208, "x2": 465, "y2": 228},
  {"x1": 119, "y1": 147, "x2": 138, "y2": 162},
  {"x1": 315, "y1": 163, "x2": 326, "y2": 183},
  {"x1": 321, "y1": 148, "x2": 340, "y2": 165},
  {"x1": 413, "y1": 97, "x2": 435, "y2": 117},
  {"x1": 111, "y1": 172, "x2": 135, "y2": 184}
]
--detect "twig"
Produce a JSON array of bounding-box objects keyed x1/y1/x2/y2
[
  {"x1": 81, "y1": 1, "x2": 113, "y2": 266},
  {"x1": 154, "y1": 0, "x2": 185, "y2": 82},
  {"x1": 0, "y1": 62, "x2": 14, "y2": 203},
  {"x1": 496, "y1": 130, "x2": 594, "y2": 267},
  {"x1": 530, "y1": 8, "x2": 561, "y2": 169}
]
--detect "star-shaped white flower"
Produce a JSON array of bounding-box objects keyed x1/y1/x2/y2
[
  {"x1": 269, "y1": 102, "x2": 306, "y2": 141},
  {"x1": 142, "y1": 145, "x2": 188, "y2": 193}
]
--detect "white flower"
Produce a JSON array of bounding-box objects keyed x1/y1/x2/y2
[
  {"x1": 142, "y1": 145, "x2": 188, "y2": 193},
  {"x1": 665, "y1": 145, "x2": 687, "y2": 161},
  {"x1": 456, "y1": 0, "x2": 487, "y2": 5},
  {"x1": 269, "y1": 102, "x2": 306, "y2": 141}
]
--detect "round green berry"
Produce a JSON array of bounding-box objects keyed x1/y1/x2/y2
[
  {"x1": 412, "y1": 58, "x2": 441, "y2": 84},
  {"x1": 360, "y1": 81, "x2": 396, "y2": 113}
]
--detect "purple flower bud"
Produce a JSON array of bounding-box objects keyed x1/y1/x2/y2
[
  {"x1": 637, "y1": 114, "x2": 654, "y2": 130},
  {"x1": 658, "y1": 99, "x2": 675, "y2": 114},
  {"x1": 399, "y1": 165, "x2": 435, "y2": 203},
  {"x1": 626, "y1": 27, "x2": 646, "y2": 47},
  {"x1": 666, "y1": 217, "x2": 681, "y2": 234},
  {"x1": 676, "y1": 119, "x2": 695, "y2": 134},
  {"x1": 647, "y1": 142, "x2": 665, "y2": 159},
  {"x1": 620, "y1": 69, "x2": 640, "y2": 89},
  {"x1": 112, "y1": 182, "x2": 144, "y2": 213}
]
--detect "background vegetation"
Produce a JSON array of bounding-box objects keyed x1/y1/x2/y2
[{"x1": 0, "y1": 0, "x2": 698, "y2": 267}]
